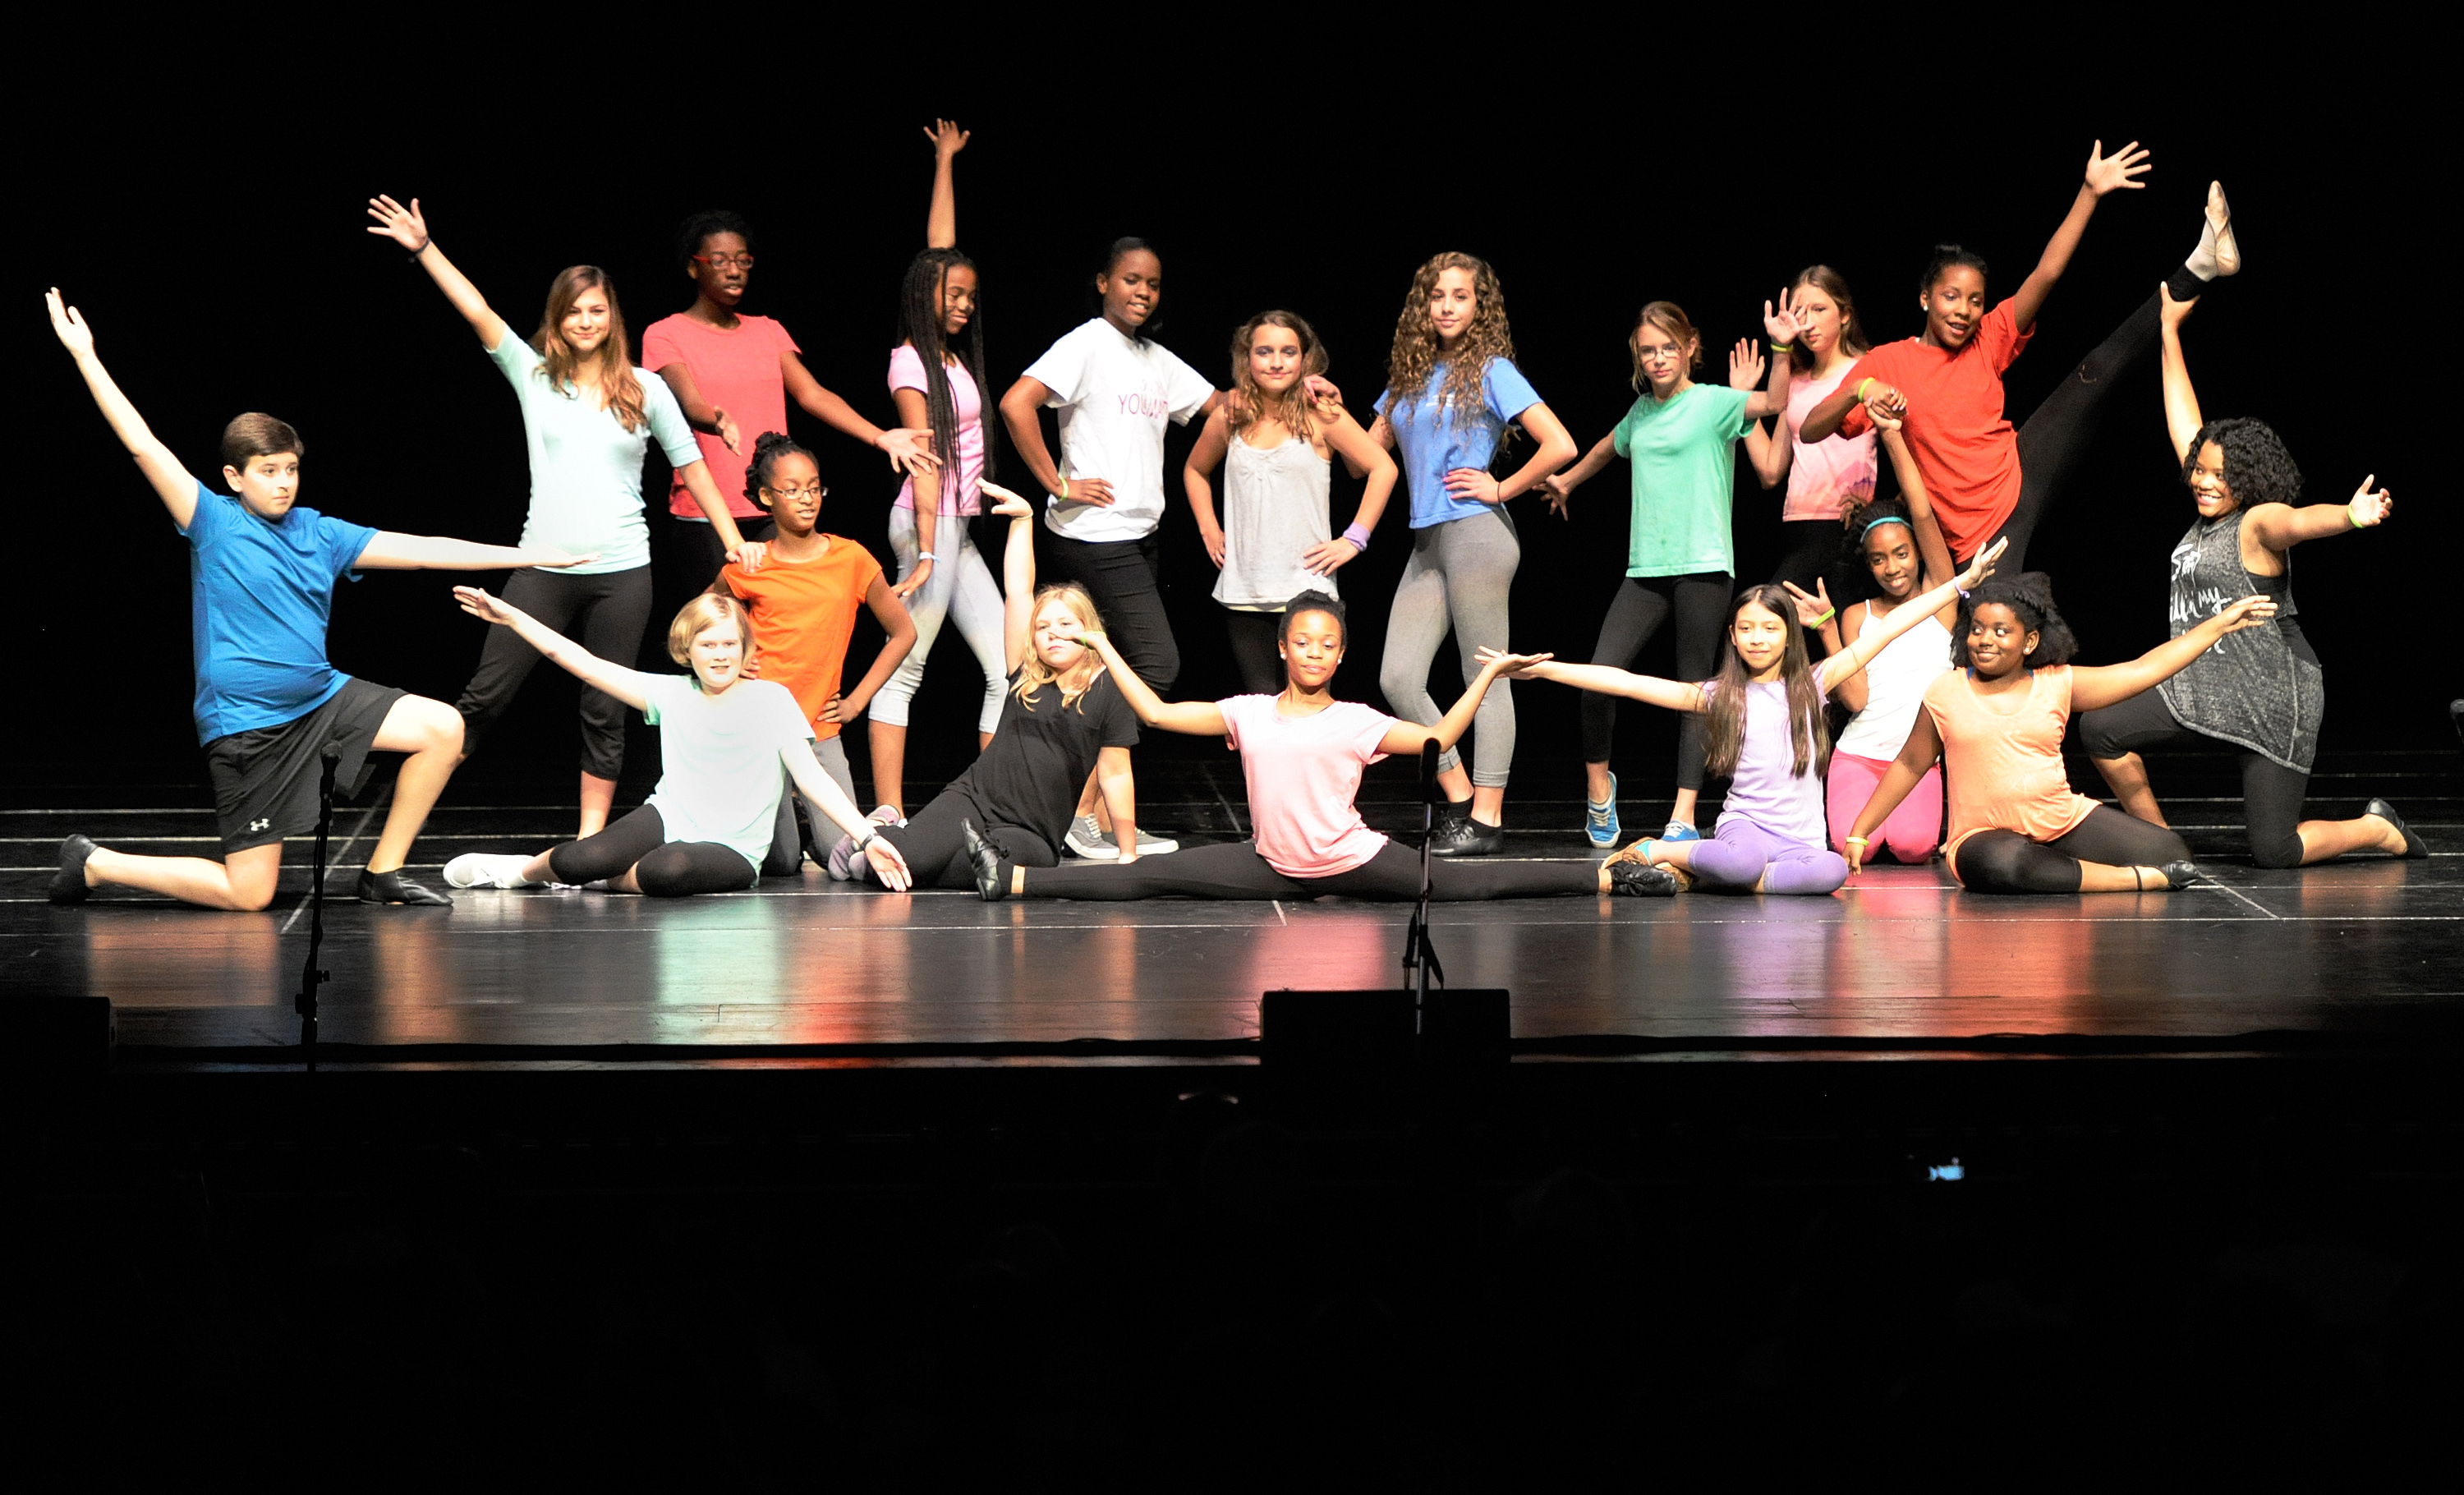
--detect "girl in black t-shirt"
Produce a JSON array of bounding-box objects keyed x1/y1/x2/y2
[{"x1": 857, "y1": 485, "x2": 1146, "y2": 889}]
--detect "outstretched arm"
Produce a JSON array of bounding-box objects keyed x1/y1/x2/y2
[
  {"x1": 1845, "y1": 711, "x2": 1943, "y2": 876},
  {"x1": 1487, "y1": 654, "x2": 1704, "y2": 713},
  {"x1": 781, "y1": 352, "x2": 936, "y2": 477},
  {"x1": 1078, "y1": 631, "x2": 1228, "y2": 738},
  {"x1": 453, "y1": 585, "x2": 650, "y2": 711},
  {"x1": 1383, "y1": 651, "x2": 1551, "y2": 757},
  {"x1": 47, "y1": 290, "x2": 200, "y2": 528},
  {"x1": 2069, "y1": 594, "x2": 2278, "y2": 713},
  {"x1": 784, "y1": 739, "x2": 913, "y2": 890},
  {"x1": 367, "y1": 196, "x2": 511, "y2": 350},
  {"x1": 2011, "y1": 140, "x2": 2150, "y2": 334},
  {"x1": 1813, "y1": 539, "x2": 2004, "y2": 693},
  {"x1": 923, "y1": 118, "x2": 967, "y2": 249},
  {"x1": 356, "y1": 535, "x2": 595, "y2": 571},
  {"x1": 2245, "y1": 476, "x2": 2394, "y2": 553}
]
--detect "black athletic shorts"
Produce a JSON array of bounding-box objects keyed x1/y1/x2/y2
[{"x1": 204, "y1": 678, "x2": 407, "y2": 854}]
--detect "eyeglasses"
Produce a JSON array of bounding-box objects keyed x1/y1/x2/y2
[
  {"x1": 692, "y1": 252, "x2": 756, "y2": 270},
  {"x1": 763, "y1": 483, "x2": 828, "y2": 502}
]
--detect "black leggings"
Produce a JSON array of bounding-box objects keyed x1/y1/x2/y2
[
  {"x1": 2077, "y1": 687, "x2": 2312, "y2": 868},
  {"x1": 457, "y1": 565, "x2": 655, "y2": 780},
  {"x1": 544, "y1": 805, "x2": 761, "y2": 896},
  {"x1": 1225, "y1": 610, "x2": 1285, "y2": 697},
  {"x1": 1990, "y1": 267, "x2": 2210, "y2": 572},
  {"x1": 1582, "y1": 573, "x2": 1730, "y2": 789},
  {"x1": 1044, "y1": 530, "x2": 1179, "y2": 693},
  {"x1": 1018, "y1": 839, "x2": 1598, "y2": 901},
  {"x1": 1951, "y1": 805, "x2": 2191, "y2": 895},
  {"x1": 879, "y1": 785, "x2": 1060, "y2": 890}
]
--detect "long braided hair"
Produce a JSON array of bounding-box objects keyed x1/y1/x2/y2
[{"x1": 896, "y1": 248, "x2": 996, "y2": 493}]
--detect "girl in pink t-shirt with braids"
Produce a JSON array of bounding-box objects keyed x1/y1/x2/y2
[{"x1": 961, "y1": 592, "x2": 1678, "y2": 903}]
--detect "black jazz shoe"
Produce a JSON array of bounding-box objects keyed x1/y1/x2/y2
[
  {"x1": 962, "y1": 821, "x2": 1008, "y2": 901},
  {"x1": 2145, "y1": 861, "x2": 2205, "y2": 891},
  {"x1": 1427, "y1": 807, "x2": 1504, "y2": 858},
  {"x1": 1608, "y1": 860, "x2": 1683, "y2": 897},
  {"x1": 50, "y1": 834, "x2": 96, "y2": 904},
  {"x1": 2366, "y1": 798, "x2": 2430, "y2": 858},
  {"x1": 358, "y1": 868, "x2": 453, "y2": 907}
]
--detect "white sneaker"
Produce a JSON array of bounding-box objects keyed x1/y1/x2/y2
[
  {"x1": 1065, "y1": 815, "x2": 1178, "y2": 858},
  {"x1": 443, "y1": 853, "x2": 538, "y2": 890}
]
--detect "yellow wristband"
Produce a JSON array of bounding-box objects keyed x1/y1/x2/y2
[
  {"x1": 1845, "y1": 835, "x2": 1869, "y2": 845},
  {"x1": 1814, "y1": 607, "x2": 1837, "y2": 626},
  {"x1": 1060, "y1": 477, "x2": 1069, "y2": 500},
  {"x1": 1855, "y1": 378, "x2": 1875, "y2": 402}
]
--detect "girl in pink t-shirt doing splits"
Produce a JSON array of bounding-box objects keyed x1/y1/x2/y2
[
  {"x1": 960, "y1": 593, "x2": 1677, "y2": 903},
  {"x1": 868, "y1": 119, "x2": 1014, "y2": 816},
  {"x1": 1493, "y1": 540, "x2": 2005, "y2": 897}
]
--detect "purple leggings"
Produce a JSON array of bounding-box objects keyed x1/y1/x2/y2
[{"x1": 1685, "y1": 816, "x2": 1849, "y2": 895}]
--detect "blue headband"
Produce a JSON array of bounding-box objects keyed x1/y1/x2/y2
[{"x1": 1862, "y1": 515, "x2": 1911, "y2": 536}]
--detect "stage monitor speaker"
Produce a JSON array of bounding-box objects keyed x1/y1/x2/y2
[
  {"x1": 1, "y1": 996, "x2": 115, "y2": 1074},
  {"x1": 1260, "y1": 988, "x2": 1509, "y2": 1070}
]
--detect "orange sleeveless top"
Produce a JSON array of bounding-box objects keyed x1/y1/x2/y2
[{"x1": 1921, "y1": 665, "x2": 2099, "y2": 862}]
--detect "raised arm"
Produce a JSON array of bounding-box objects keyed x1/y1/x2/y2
[
  {"x1": 1870, "y1": 420, "x2": 1963, "y2": 629},
  {"x1": 1731, "y1": 340, "x2": 1791, "y2": 490},
  {"x1": 2011, "y1": 140, "x2": 2150, "y2": 335},
  {"x1": 1184, "y1": 406, "x2": 1232, "y2": 568},
  {"x1": 1489, "y1": 653, "x2": 1705, "y2": 714},
  {"x1": 2246, "y1": 475, "x2": 2393, "y2": 554},
  {"x1": 1734, "y1": 295, "x2": 1804, "y2": 422},
  {"x1": 1303, "y1": 409, "x2": 1400, "y2": 569},
  {"x1": 923, "y1": 118, "x2": 967, "y2": 249},
  {"x1": 366, "y1": 196, "x2": 511, "y2": 350},
  {"x1": 356, "y1": 534, "x2": 595, "y2": 571},
  {"x1": 2158, "y1": 283, "x2": 2204, "y2": 462},
  {"x1": 1844, "y1": 709, "x2": 1944, "y2": 876},
  {"x1": 47, "y1": 290, "x2": 199, "y2": 528},
  {"x1": 1815, "y1": 540, "x2": 2004, "y2": 694},
  {"x1": 992, "y1": 485, "x2": 1039, "y2": 674},
  {"x1": 1385, "y1": 650, "x2": 1551, "y2": 757},
  {"x1": 1078, "y1": 630, "x2": 1228, "y2": 738},
  {"x1": 2069, "y1": 594, "x2": 2278, "y2": 713},
  {"x1": 453, "y1": 585, "x2": 650, "y2": 711},
  {"x1": 781, "y1": 352, "x2": 936, "y2": 477}
]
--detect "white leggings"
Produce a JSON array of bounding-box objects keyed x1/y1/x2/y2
[{"x1": 872, "y1": 506, "x2": 1008, "y2": 734}]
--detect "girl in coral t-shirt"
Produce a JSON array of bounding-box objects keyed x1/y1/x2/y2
[
  {"x1": 1799, "y1": 142, "x2": 2242, "y2": 572},
  {"x1": 1845, "y1": 573, "x2": 2275, "y2": 895}
]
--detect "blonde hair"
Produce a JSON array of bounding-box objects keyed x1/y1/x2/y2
[
  {"x1": 1228, "y1": 310, "x2": 1329, "y2": 444},
  {"x1": 667, "y1": 593, "x2": 755, "y2": 668},
  {"x1": 1384, "y1": 252, "x2": 1517, "y2": 440},
  {"x1": 1628, "y1": 301, "x2": 1703, "y2": 392},
  {"x1": 534, "y1": 265, "x2": 649, "y2": 432},
  {"x1": 1011, "y1": 583, "x2": 1106, "y2": 712}
]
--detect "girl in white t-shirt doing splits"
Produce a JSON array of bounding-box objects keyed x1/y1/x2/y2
[
  {"x1": 441, "y1": 592, "x2": 913, "y2": 897},
  {"x1": 1184, "y1": 310, "x2": 1398, "y2": 694},
  {"x1": 1341, "y1": 252, "x2": 1577, "y2": 858},
  {"x1": 961, "y1": 592, "x2": 1680, "y2": 902},
  {"x1": 870, "y1": 119, "x2": 1014, "y2": 816},
  {"x1": 998, "y1": 237, "x2": 1230, "y2": 861},
  {"x1": 369, "y1": 193, "x2": 764, "y2": 840},
  {"x1": 1742, "y1": 266, "x2": 1878, "y2": 597}
]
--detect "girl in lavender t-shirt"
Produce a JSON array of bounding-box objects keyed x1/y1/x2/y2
[{"x1": 1499, "y1": 546, "x2": 2000, "y2": 895}]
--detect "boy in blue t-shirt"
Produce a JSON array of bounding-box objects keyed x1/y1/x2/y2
[{"x1": 45, "y1": 288, "x2": 592, "y2": 910}]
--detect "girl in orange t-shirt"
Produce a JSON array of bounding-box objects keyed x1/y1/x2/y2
[
  {"x1": 716, "y1": 433, "x2": 917, "y2": 870},
  {"x1": 1845, "y1": 573, "x2": 2273, "y2": 894}
]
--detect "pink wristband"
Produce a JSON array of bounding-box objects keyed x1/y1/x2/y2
[{"x1": 1341, "y1": 522, "x2": 1371, "y2": 550}]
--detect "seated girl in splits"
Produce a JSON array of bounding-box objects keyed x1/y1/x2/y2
[
  {"x1": 1487, "y1": 540, "x2": 2004, "y2": 898},
  {"x1": 845, "y1": 485, "x2": 1147, "y2": 890},
  {"x1": 1846, "y1": 573, "x2": 2274, "y2": 895},
  {"x1": 440, "y1": 593, "x2": 911, "y2": 897},
  {"x1": 961, "y1": 592, "x2": 1680, "y2": 904}
]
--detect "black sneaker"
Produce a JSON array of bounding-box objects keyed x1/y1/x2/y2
[
  {"x1": 962, "y1": 820, "x2": 1008, "y2": 901},
  {"x1": 1427, "y1": 809, "x2": 1504, "y2": 858},
  {"x1": 357, "y1": 868, "x2": 453, "y2": 907},
  {"x1": 1608, "y1": 860, "x2": 1683, "y2": 897}
]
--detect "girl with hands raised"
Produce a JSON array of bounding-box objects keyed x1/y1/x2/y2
[
  {"x1": 2078, "y1": 285, "x2": 2425, "y2": 867},
  {"x1": 1538, "y1": 298, "x2": 1798, "y2": 849},
  {"x1": 367, "y1": 192, "x2": 764, "y2": 838},
  {"x1": 1184, "y1": 311, "x2": 1398, "y2": 695},
  {"x1": 1797, "y1": 143, "x2": 2240, "y2": 573},
  {"x1": 442, "y1": 590, "x2": 913, "y2": 897},
  {"x1": 1491, "y1": 538, "x2": 2004, "y2": 899},
  {"x1": 1733, "y1": 269, "x2": 1878, "y2": 596},
  {"x1": 1846, "y1": 574, "x2": 2276, "y2": 895},
  {"x1": 1349, "y1": 251, "x2": 1578, "y2": 857},
  {"x1": 968, "y1": 595, "x2": 1677, "y2": 902}
]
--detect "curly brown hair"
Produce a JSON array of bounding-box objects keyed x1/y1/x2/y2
[
  {"x1": 1228, "y1": 310, "x2": 1330, "y2": 444},
  {"x1": 1384, "y1": 252, "x2": 1516, "y2": 442}
]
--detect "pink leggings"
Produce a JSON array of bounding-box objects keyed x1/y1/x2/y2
[{"x1": 1825, "y1": 751, "x2": 1943, "y2": 863}]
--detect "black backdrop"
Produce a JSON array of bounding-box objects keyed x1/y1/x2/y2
[{"x1": 15, "y1": 41, "x2": 2449, "y2": 789}]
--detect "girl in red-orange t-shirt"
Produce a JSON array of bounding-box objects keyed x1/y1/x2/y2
[{"x1": 1799, "y1": 142, "x2": 2244, "y2": 571}]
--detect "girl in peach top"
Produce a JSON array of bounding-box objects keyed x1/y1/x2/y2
[{"x1": 1846, "y1": 573, "x2": 2274, "y2": 894}]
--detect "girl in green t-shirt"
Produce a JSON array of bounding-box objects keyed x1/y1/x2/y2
[{"x1": 1539, "y1": 297, "x2": 1800, "y2": 848}]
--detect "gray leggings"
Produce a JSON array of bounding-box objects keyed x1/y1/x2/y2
[
  {"x1": 1378, "y1": 508, "x2": 1519, "y2": 787},
  {"x1": 766, "y1": 735, "x2": 859, "y2": 870}
]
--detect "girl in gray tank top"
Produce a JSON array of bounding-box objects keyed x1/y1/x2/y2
[
  {"x1": 2079, "y1": 287, "x2": 2425, "y2": 868},
  {"x1": 1184, "y1": 310, "x2": 1396, "y2": 695}
]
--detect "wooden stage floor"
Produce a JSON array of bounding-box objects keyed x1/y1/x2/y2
[{"x1": 6, "y1": 748, "x2": 2458, "y2": 1061}]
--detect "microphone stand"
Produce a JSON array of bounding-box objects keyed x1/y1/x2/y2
[
  {"x1": 1401, "y1": 738, "x2": 1446, "y2": 1023},
  {"x1": 294, "y1": 747, "x2": 338, "y2": 1068}
]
